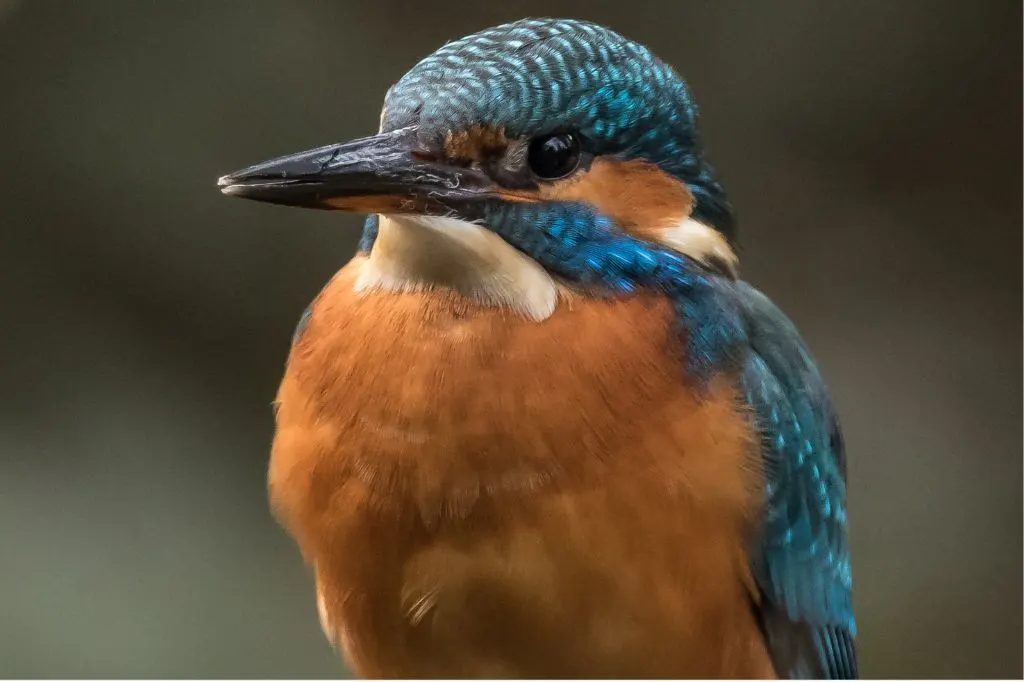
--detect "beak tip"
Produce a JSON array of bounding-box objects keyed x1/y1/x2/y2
[{"x1": 218, "y1": 173, "x2": 253, "y2": 198}]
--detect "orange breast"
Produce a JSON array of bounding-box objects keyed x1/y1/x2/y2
[{"x1": 269, "y1": 257, "x2": 774, "y2": 678}]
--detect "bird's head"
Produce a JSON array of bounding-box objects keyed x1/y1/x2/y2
[{"x1": 220, "y1": 18, "x2": 737, "y2": 321}]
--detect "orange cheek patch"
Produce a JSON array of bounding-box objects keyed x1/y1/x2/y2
[{"x1": 538, "y1": 158, "x2": 694, "y2": 240}]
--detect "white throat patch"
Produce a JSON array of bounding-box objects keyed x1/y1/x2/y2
[{"x1": 355, "y1": 215, "x2": 559, "y2": 322}]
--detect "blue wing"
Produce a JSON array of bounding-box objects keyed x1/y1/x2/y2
[{"x1": 733, "y1": 282, "x2": 857, "y2": 679}]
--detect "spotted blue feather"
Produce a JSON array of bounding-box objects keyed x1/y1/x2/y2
[{"x1": 735, "y1": 283, "x2": 857, "y2": 679}]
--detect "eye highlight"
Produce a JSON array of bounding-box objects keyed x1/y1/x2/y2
[{"x1": 527, "y1": 132, "x2": 581, "y2": 180}]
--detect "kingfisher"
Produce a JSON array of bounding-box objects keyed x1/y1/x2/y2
[{"x1": 218, "y1": 18, "x2": 856, "y2": 679}]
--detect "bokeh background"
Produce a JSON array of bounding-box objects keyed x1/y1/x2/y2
[{"x1": 0, "y1": 0, "x2": 1020, "y2": 677}]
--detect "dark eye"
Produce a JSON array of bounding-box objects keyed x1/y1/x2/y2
[{"x1": 527, "y1": 132, "x2": 581, "y2": 180}]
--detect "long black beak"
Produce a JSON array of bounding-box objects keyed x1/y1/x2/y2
[{"x1": 217, "y1": 125, "x2": 516, "y2": 215}]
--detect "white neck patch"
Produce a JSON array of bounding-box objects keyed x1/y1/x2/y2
[
  {"x1": 355, "y1": 215, "x2": 559, "y2": 322},
  {"x1": 657, "y1": 217, "x2": 739, "y2": 278}
]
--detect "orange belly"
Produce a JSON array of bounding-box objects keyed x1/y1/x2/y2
[{"x1": 268, "y1": 257, "x2": 774, "y2": 678}]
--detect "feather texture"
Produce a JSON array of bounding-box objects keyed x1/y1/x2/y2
[
  {"x1": 732, "y1": 282, "x2": 857, "y2": 679},
  {"x1": 270, "y1": 17, "x2": 855, "y2": 678},
  {"x1": 271, "y1": 260, "x2": 776, "y2": 678}
]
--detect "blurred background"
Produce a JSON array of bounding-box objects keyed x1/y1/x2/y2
[{"x1": 0, "y1": 0, "x2": 1020, "y2": 677}]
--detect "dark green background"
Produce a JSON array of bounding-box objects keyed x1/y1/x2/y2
[{"x1": 1, "y1": 1, "x2": 1020, "y2": 677}]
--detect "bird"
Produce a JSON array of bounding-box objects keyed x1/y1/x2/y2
[{"x1": 217, "y1": 17, "x2": 856, "y2": 679}]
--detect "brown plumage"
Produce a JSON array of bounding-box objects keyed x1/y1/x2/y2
[
  {"x1": 269, "y1": 257, "x2": 775, "y2": 678},
  {"x1": 540, "y1": 157, "x2": 695, "y2": 238}
]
